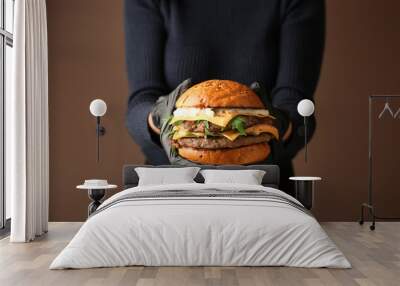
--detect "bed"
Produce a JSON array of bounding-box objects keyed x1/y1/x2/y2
[{"x1": 50, "y1": 165, "x2": 350, "y2": 269}]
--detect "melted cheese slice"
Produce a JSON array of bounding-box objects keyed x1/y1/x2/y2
[
  {"x1": 172, "y1": 130, "x2": 205, "y2": 141},
  {"x1": 170, "y1": 114, "x2": 230, "y2": 127},
  {"x1": 245, "y1": 124, "x2": 279, "y2": 140},
  {"x1": 173, "y1": 124, "x2": 279, "y2": 141},
  {"x1": 170, "y1": 108, "x2": 273, "y2": 127},
  {"x1": 221, "y1": 130, "x2": 241, "y2": 141},
  {"x1": 221, "y1": 124, "x2": 279, "y2": 141}
]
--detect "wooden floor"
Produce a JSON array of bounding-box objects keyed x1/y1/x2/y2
[{"x1": 0, "y1": 222, "x2": 399, "y2": 286}]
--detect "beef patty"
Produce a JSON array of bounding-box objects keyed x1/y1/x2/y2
[
  {"x1": 181, "y1": 116, "x2": 273, "y2": 133},
  {"x1": 175, "y1": 134, "x2": 271, "y2": 149}
]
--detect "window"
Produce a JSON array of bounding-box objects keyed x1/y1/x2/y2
[{"x1": 1, "y1": 0, "x2": 14, "y2": 230}]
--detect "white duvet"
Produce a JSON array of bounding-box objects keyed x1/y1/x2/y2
[{"x1": 50, "y1": 183, "x2": 350, "y2": 269}]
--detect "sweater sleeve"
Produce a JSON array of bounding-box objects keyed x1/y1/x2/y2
[
  {"x1": 272, "y1": 0, "x2": 325, "y2": 159},
  {"x1": 124, "y1": 0, "x2": 169, "y2": 164}
]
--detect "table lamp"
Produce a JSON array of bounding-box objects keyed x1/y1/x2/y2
[
  {"x1": 297, "y1": 99, "x2": 315, "y2": 163},
  {"x1": 89, "y1": 99, "x2": 107, "y2": 162},
  {"x1": 289, "y1": 99, "x2": 319, "y2": 210}
]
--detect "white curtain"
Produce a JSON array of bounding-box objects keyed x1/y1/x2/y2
[{"x1": 8, "y1": 0, "x2": 49, "y2": 242}]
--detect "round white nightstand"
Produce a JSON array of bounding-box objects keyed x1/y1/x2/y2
[
  {"x1": 77, "y1": 182, "x2": 117, "y2": 216},
  {"x1": 289, "y1": 177, "x2": 322, "y2": 210}
]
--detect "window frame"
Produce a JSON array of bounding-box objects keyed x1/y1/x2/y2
[{"x1": 0, "y1": 0, "x2": 13, "y2": 231}]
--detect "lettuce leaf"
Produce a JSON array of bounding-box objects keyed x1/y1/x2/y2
[{"x1": 230, "y1": 116, "x2": 246, "y2": 136}]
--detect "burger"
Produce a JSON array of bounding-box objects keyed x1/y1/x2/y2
[{"x1": 168, "y1": 80, "x2": 279, "y2": 165}]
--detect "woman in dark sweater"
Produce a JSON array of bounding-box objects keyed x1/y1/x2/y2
[{"x1": 124, "y1": 0, "x2": 325, "y2": 195}]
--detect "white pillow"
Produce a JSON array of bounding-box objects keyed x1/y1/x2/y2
[
  {"x1": 135, "y1": 167, "x2": 200, "y2": 186},
  {"x1": 200, "y1": 169, "x2": 266, "y2": 185}
]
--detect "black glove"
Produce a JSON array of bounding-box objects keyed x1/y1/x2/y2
[
  {"x1": 157, "y1": 79, "x2": 199, "y2": 166},
  {"x1": 249, "y1": 82, "x2": 294, "y2": 163},
  {"x1": 149, "y1": 79, "x2": 191, "y2": 130},
  {"x1": 249, "y1": 82, "x2": 291, "y2": 141},
  {"x1": 150, "y1": 96, "x2": 169, "y2": 131}
]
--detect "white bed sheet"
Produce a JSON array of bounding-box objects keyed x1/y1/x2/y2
[{"x1": 50, "y1": 183, "x2": 350, "y2": 269}]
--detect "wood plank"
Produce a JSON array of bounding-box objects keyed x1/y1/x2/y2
[{"x1": 0, "y1": 222, "x2": 399, "y2": 286}]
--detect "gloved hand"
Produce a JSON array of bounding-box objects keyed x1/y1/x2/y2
[
  {"x1": 156, "y1": 79, "x2": 199, "y2": 166},
  {"x1": 148, "y1": 79, "x2": 192, "y2": 133},
  {"x1": 249, "y1": 82, "x2": 292, "y2": 141},
  {"x1": 249, "y1": 82, "x2": 294, "y2": 163}
]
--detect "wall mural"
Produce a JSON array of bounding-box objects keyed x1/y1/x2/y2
[
  {"x1": 160, "y1": 79, "x2": 279, "y2": 165},
  {"x1": 124, "y1": 1, "x2": 324, "y2": 196}
]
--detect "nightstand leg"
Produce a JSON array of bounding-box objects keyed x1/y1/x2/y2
[
  {"x1": 87, "y1": 189, "x2": 105, "y2": 216},
  {"x1": 294, "y1": 181, "x2": 314, "y2": 210},
  {"x1": 88, "y1": 201, "x2": 102, "y2": 216}
]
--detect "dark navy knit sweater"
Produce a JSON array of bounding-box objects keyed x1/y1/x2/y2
[{"x1": 124, "y1": 0, "x2": 325, "y2": 165}]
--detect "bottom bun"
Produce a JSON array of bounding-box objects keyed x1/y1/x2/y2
[{"x1": 178, "y1": 143, "x2": 270, "y2": 165}]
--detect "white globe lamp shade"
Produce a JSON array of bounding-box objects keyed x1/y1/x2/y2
[
  {"x1": 297, "y1": 99, "x2": 315, "y2": 117},
  {"x1": 90, "y1": 99, "x2": 107, "y2": 117}
]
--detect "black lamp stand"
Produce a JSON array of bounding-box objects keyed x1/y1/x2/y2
[
  {"x1": 96, "y1": 116, "x2": 106, "y2": 162},
  {"x1": 304, "y1": 116, "x2": 308, "y2": 163}
]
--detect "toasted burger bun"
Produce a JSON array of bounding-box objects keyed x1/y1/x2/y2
[
  {"x1": 178, "y1": 143, "x2": 270, "y2": 165},
  {"x1": 176, "y1": 80, "x2": 265, "y2": 109}
]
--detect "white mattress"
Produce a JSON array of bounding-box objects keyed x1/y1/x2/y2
[{"x1": 50, "y1": 183, "x2": 350, "y2": 269}]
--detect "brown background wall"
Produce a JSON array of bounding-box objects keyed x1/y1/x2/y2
[{"x1": 47, "y1": 0, "x2": 400, "y2": 222}]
